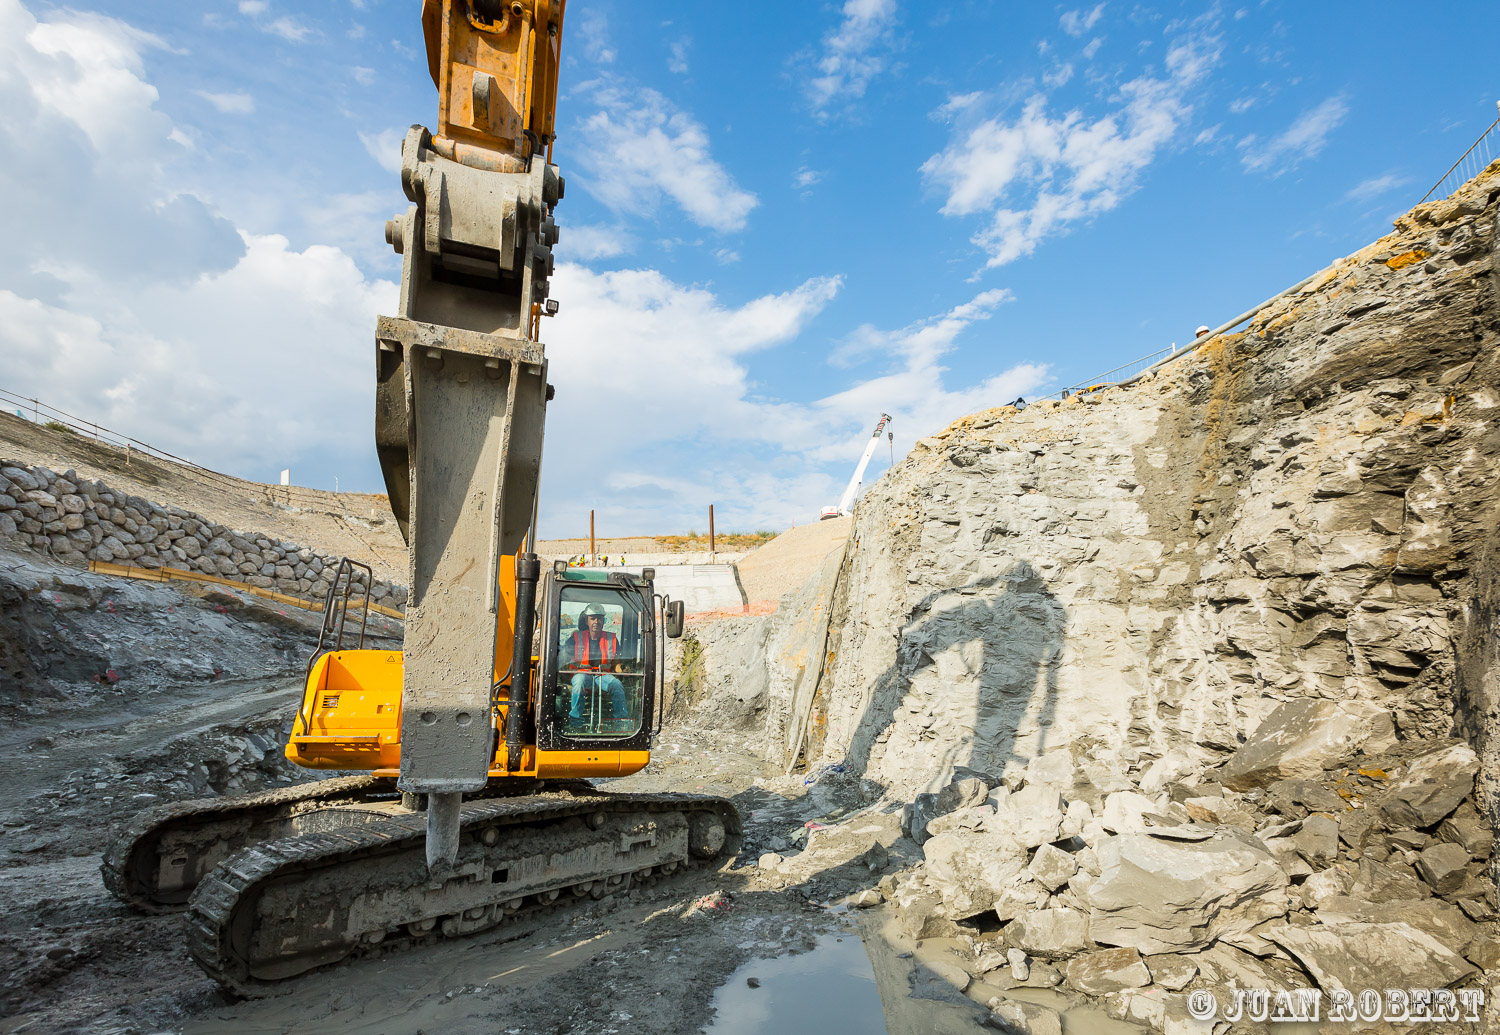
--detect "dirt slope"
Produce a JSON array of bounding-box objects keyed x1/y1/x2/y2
[{"x1": 736, "y1": 516, "x2": 851, "y2": 606}]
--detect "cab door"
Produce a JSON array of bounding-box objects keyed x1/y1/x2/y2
[{"x1": 535, "y1": 574, "x2": 655, "y2": 753}]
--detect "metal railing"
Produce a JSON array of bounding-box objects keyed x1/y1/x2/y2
[
  {"x1": 0, "y1": 386, "x2": 207, "y2": 471},
  {"x1": 0, "y1": 384, "x2": 392, "y2": 521},
  {"x1": 1047, "y1": 345, "x2": 1178, "y2": 400},
  {"x1": 1420, "y1": 104, "x2": 1500, "y2": 205}
]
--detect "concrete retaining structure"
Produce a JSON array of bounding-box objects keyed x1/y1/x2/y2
[{"x1": 608, "y1": 563, "x2": 747, "y2": 615}]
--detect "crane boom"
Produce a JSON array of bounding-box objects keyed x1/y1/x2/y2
[{"x1": 828, "y1": 413, "x2": 892, "y2": 518}]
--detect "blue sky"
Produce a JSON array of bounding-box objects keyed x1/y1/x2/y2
[{"x1": 3, "y1": 0, "x2": 1497, "y2": 536}]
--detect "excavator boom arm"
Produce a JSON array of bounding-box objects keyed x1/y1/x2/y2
[{"x1": 377, "y1": 0, "x2": 566, "y2": 867}]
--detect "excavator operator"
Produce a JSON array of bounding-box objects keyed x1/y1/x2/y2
[{"x1": 563, "y1": 603, "x2": 628, "y2": 723}]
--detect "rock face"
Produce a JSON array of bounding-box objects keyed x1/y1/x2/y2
[
  {"x1": 0, "y1": 461, "x2": 406, "y2": 610},
  {"x1": 749, "y1": 164, "x2": 1500, "y2": 807},
  {"x1": 680, "y1": 166, "x2": 1500, "y2": 1027}
]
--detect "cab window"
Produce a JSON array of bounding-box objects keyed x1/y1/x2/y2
[{"x1": 554, "y1": 586, "x2": 646, "y2": 738}]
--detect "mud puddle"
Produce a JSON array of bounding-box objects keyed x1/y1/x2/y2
[{"x1": 707, "y1": 930, "x2": 884, "y2": 1035}]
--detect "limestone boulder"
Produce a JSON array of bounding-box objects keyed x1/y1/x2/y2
[
  {"x1": 989, "y1": 785, "x2": 1065, "y2": 848},
  {"x1": 986, "y1": 997, "x2": 1062, "y2": 1035},
  {"x1": 1265, "y1": 921, "x2": 1477, "y2": 992},
  {"x1": 1063, "y1": 947, "x2": 1151, "y2": 995},
  {"x1": 1027, "y1": 843, "x2": 1078, "y2": 891},
  {"x1": 1100, "y1": 790, "x2": 1160, "y2": 834},
  {"x1": 1005, "y1": 907, "x2": 1091, "y2": 960},
  {"x1": 1438, "y1": 803, "x2": 1493, "y2": 860},
  {"x1": 1380, "y1": 742, "x2": 1478, "y2": 828},
  {"x1": 1289, "y1": 814, "x2": 1339, "y2": 867},
  {"x1": 1415, "y1": 842, "x2": 1470, "y2": 895},
  {"x1": 921, "y1": 830, "x2": 1027, "y2": 918},
  {"x1": 902, "y1": 774, "x2": 990, "y2": 845},
  {"x1": 1316, "y1": 895, "x2": 1479, "y2": 957},
  {"x1": 1082, "y1": 831, "x2": 1290, "y2": 954},
  {"x1": 1144, "y1": 954, "x2": 1198, "y2": 992},
  {"x1": 1219, "y1": 699, "x2": 1396, "y2": 791}
]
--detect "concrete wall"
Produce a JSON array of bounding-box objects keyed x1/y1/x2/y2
[{"x1": 610, "y1": 563, "x2": 747, "y2": 615}]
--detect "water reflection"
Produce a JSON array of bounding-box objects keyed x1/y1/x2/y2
[{"x1": 706, "y1": 932, "x2": 886, "y2": 1035}]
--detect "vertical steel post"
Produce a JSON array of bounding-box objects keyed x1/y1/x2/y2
[
  {"x1": 505, "y1": 553, "x2": 540, "y2": 772},
  {"x1": 589, "y1": 510, "x2": 595, "y2": 561},
  {"x1": 709, "y1": 505, "x2": 715, "y2": 554}
]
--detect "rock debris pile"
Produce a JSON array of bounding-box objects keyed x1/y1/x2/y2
[
  {"x1": 887, "y1": 702, "x2": 1494, "y2": 1030},
  {"x1": 0, "y1": 460, "x2": 407, "y2": 608}
]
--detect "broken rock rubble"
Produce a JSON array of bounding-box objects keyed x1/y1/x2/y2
[{"x1": 887, "y1": 730, "x2": 1494, "y2": 1023}]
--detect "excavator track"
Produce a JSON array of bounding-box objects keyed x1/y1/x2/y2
[
  {"x1": 185, "y1": 789, "x2": 740, "y2": 997},
  {"x1": 102, "y1": 775, "x2": 395, "y2": 914}
]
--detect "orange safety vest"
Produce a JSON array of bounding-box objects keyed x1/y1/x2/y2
[{"x1": 569, "y1": 630, "x2": 618, "y2": 670}]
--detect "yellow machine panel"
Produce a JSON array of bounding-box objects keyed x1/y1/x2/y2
[{"x1": 286, "y1": 651, "x2": 403, "y2": 770}]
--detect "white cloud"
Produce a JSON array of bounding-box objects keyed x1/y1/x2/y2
[
  {"x1": 1060, "y1": 4, "x2": 1105, "y2": 37},
  {"x1": 793, "y1": 166, "x2": 822, "y2": 190},
  {"x1": 562, "y1": 223, "x2": 631, "y2": 260},
  {"x1": 933, "y1": 91, "x2": 984, "y2": 122},
  {"x1": 1043, "y1": 63, "x2": 1075, "y2": 88},
  {"x1": 804, "y1": 0, "x2": 898, "y2": 119},
  {"x1": 1228, "y1": 96, "x2": 1256, "y2": 113},
  {"x1": 811, "y1": 289, "x2": 1046, "y2": 469},
  {"x1": 351, "y1": 66, "x2": 375, "y2": 86},
  {"x1": 1240, "y1": 95, "x2": 1348, "y2": 174},
  {"x1": 3, "y1": 235, "x2": 393, "y2": 480},
  {"x1": 831, "y1": 288, "x2": 1012, "y2": 368},
  {"x1": 196, "y1": 89, "x2": 254, "y2": 114},
  {"x1": 237, "y1": 0, "x2": 267, "y2": 13},
  {"x1": 1082, "y1": 37, "x2": 1103, "y2": 59},
  {"x1": 668, "y1": 38, "x2": 690, "y2": 75},
  {"x1": 358, "y1": 128, "x2": 404, "y2": 173},
  {"x1": 0, "y1": 0, "x2": 392, "y2": 486},
  {"x1": 265, "y1": 16, "x2": 313, "y2": 42},
  {"x1": 1345, "y1": 172, "x2": 1409, "y2": 203},
  {"x1": 576, "y1": 10, "x2": 615, "y2": 64},
  {"x1": 574, "y1": 84, "x2": 757, "y2": 232},
  {"x1": 539, "y1": 267, "x2": 1046, "y2": 531},
  {"x1": 540, "y1": 265, "x2": 841, "y2": 530},
  {"x1": 921, "y1": 31, "x2": 1220, "y2": 270}
]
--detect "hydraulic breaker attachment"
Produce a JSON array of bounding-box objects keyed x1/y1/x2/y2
[{"x1": 375, "y1": 0, "x2": 565, "y2": 867}]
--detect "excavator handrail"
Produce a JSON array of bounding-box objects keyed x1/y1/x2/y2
[{"x1": 299, "y1": 557, "x2": 375, "y2": 736}]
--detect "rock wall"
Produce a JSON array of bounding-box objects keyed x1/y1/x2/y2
[
  {"x1": 781, "y1": 165, "x2": 1500, "y2": 804},
  {"x1": 0, "y1": 460, "x2": 408, "y2": 610},
  {"x1": 677, "y1": 166, "x2": 1500, "y2": 1028}
]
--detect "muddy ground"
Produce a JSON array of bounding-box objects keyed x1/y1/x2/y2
[
  {"x1": 0, "y1": 681, "x2": 1001, "y2": 1035},
  {"x1": 0, "y1": 534, "x2": 1137, "y2": 1035},
  {"x1": 0, "y1": 543, "x2": 1011, "y2": 1035}
]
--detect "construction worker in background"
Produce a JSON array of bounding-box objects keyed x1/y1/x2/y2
[
  {"x1": 562, "y1": 603, "x2": 627, "y2": 722},
  {"x1": 1195, "y1": 325, "x2": 1211, "y2": 340}
]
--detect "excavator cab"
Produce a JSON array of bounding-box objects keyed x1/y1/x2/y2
[
  {"x1": 537, "y1": 566, "x2": 656, "y2": 746},
  {"x1": 285, "y1": 558, "x2": 683, "y2": 780}
]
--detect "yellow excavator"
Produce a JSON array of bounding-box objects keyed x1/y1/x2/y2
[{"x1": 102, "y1": 0, "x2": 738, "y2": 996}]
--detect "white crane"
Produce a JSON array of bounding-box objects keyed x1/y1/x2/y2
[{"x1": 821, "y1": 413, "x2": 893, "y2": 520}]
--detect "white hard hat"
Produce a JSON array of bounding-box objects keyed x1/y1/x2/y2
[{"x1": 1195, "y1": 325, "x2": 1211, "y2": 337}]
